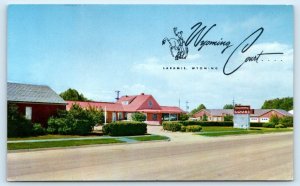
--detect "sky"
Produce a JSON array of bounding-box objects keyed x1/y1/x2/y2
[{"x1": 7, "y1": 5, "x2": 293, "y2": 111}]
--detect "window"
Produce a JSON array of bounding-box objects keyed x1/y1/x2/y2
[
  {"x1": 118, "y1": 112, "x2": 123, "y2": 120},
  {"x1": 25, "y1": 107, "x2": 32, "y2": 120},
  {"x1": 148, "y1": 100, "x2": 153, "y2": 108},
  {"x1": 122, "y1": 101, "x2": 129, "y2": 105},
  {"x1": 152, "y1": 114, "x2": 158, "y2": 121},
  {"x1": 112, "y1": 112, "x2": 117, "y2": 121}
]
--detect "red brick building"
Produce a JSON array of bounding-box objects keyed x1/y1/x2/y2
[
  {"x1": 67, "y1": 93, "x2": 185, "y2": 124},
  {"x1": 7, "y1": 82, "x2": 67, "y2": 127},
  {"x1": 192, "y1": 108, "x2": 292, "y2": 123}
]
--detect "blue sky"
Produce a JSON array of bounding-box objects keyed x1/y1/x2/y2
[{"x1": 7, "y1": 5, "x2": 293, "y2": 110}]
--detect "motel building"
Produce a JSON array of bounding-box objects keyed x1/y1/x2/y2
[
  {"x1": 67, "y1": 93, "x2": 185, "y2": 125},
  {"x1": 7, "y1": 82, "x2": 67, "y2": 127},
  {"x1": 192, "y1": 108, "x2": 292, "y2": 123}
]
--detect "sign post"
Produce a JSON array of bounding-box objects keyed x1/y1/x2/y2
[{"x1": 233, "y1": 105, "x2": 254, "y2": 129}]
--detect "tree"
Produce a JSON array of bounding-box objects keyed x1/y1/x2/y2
[
  {"x1": 261, "y1": 97, "x2": 293, "y2": 111},
  {"x1": 223, "y1": 104, "x2": 234, "y2": 109},
  {"x1": 202, "y1": 114, "x2": 208, "y2": 121},
  {"x1": 7, "y1": 104, "x2": 33, "y2": 137},
  {"x1": 269, "y1": 114, "x2": 280, "y2": 125},
  {"x1": 224, "y1": 114, "x2": 233, "y2": 121},
  {"x1": 131, "y1": 112, "x2": 146, "y2": 122},
  {"x1": 189, "y1": 104, "x2": 206, "y2": 116},
  {"x1": 279, "y1": 116, "x2": 293, "y2": 127},
  {"x1": 179, "y1": 113, "x2": 189, "y2": 121},
  {"x1": 59, "y1": 88, "x2": 89, "y2": 101},
  {"x1": 47, "y1": 104, "x2": 104, "y2": 135}
]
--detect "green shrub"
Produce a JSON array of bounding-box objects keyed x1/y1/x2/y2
[
  {"x1": 102, "y1": 121, "x2": 147, "y2": 136},
  {"x1": 190, "y1": 121, "x2": 233, "y2": 127},
  {"x1": 262, "y1": 122, "x2": 275, "y2": 128},
  {"x1": 47, "y1": 104, "x2": 100, "y2": 135},
  {"x1": 73, "y1": 119, "x2": 92, "y2": 135},
  {"x1": 131, "y1": 112, "x2": 146, "y2": 122},
  {"x1": 47, "y1": 117, "x2": 66, "y2": 134},
  {"x1": 275, "y1": 124, "x2": 286, "y2": 128},
  {"x1": 224, "y1": 114, "x2": 233, "y2": 121},
  {"x1": 250, "y1": 122, "x2": 263, "y2": 127},
  {"x1": 179, "y1": 114, "x2": 189, "y2": 121},
  {"x1": 162, "y1": 121, "x2": 182, "y2": 132},
  {"x1": 7, "y1": 104, "x2": 33, "y2": 137},
  {"x1": 184, "y1": 125, "x2": 202, "y2": 132},
  {"x1": 180, "y1": 126, "x2": 186, "y2": 132},
  {"x1": 32, "y1": 123, "x2": 46, "y2": 136},
  {"x1": 279, "y1": 116, "x2": 293, "y2": 127},
  {"x1": 181, "y1": 120, "x2": 201, "y2": 126},
  {"x1": 270, "y1": 115, "x2": 280, "y2": 125}
]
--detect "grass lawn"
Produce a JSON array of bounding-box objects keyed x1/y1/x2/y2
[
  {"x1": 8, "y1": 138, "x2": 124, "y2": 150},
  {"x1": 198, "y1": 127, "x2": 293, "y2": 137},
  {"x1": 8, "y1": 134, "x2": 100, "y2": 141},
  {"x1": 202, "y1": 126, "x2": 244, "y2": 132},
  {"x1": 128, "y1": 135, "x2": 169, "y2": 141}
]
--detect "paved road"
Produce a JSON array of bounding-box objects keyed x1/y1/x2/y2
[{"x1": 7, "y1": 132, "x2": 293, "y2": 181}]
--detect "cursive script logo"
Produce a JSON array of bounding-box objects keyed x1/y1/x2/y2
[
  {"x1": 162, "y1": 22, "x2": 284, "y2": 75},
  {"x1": 162, "y1": 27, "x2": 189, "y2": 60}
]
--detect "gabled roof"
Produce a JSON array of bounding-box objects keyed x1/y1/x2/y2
[
  {"x1": 194, "y1": 109, "x2": 292, "y2": 117},
  {"x1": 7, "y1": 82, "x2": 66, "y2": 105},
  {"x1": 66, "y1": 101, "x2": 124, "y2": 112},
  {"x1": 205, "y1": 109, "x2": 233, "y2": 116},
  {"x1": 251, "y1": 109, "x2": 292, "y2": 117},
  {"x1": 67, "y1": 93, "x2": 184, "y2": 113}
]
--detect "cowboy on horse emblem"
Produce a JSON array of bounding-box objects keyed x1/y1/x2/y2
[{"x1": 162, "y1": 27, "x2": 189, "y2": 60}]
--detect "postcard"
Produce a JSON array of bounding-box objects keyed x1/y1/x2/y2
[{"x1": 7, "y1": 4, "x2": 293, "y2": 181}]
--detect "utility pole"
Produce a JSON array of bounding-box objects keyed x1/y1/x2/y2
[
  {"x1": 179, "y1": 98, "x2": 181, "y2": 109},
  {"x1": 232, "y1": 97, "x2": 235, "y2": 108},
  {"x1": 115, "y1": 90, "x2": 120, "y2": 101},
  {"x1": 186, "y1": 101, "x2": 189, "y2": 112}
]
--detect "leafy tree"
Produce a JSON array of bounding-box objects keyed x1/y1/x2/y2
[
  {"x1": 261, "y1": 97, "x2": 293, "y2": 111},
  {"x1": 47, "y1": 104, "x2": 104, "y2": 135},
  {"x1": 223, "y1": 104, "x2": 234, "y2": 109},
  {"x1": 7, "y1": 104, "x2": 33, "y2": 137},
  {"x1": 179, "y1": 113, "x2": 189, "y2": 121},
  {"x1": 189, "y1": 104, "x2": 206, "y2": 116},
  {"x1": 223, "y1": 114, "x2": 233, "y2": 121},
  {"x1": 269, "y1": 114, "x2": 280, "y2": 125},
  {"x1": 59, "y1": 88, "x2": 89, "y2": 101},
  {"x1": 202, "y1": 114, "x2": 208, "y2": 121},
  {"x1": 279, "y1": 116, "x2": 293, "y2": 127},
  {"x1": 131, "y1": 112, "x2": 146, "y2": 122}
]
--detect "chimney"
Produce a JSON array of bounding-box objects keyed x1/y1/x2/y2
[{"x1": 141, "y1": 93, "x2": 145, "y2": 95}]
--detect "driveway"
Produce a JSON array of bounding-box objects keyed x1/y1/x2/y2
[{"x1": 147, "y1": 125, "x2": 206, "y2": 142}]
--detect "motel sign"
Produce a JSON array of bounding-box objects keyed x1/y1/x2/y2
[{"x1": 233, "y1": 105, "x2": 254, "y2": 129}]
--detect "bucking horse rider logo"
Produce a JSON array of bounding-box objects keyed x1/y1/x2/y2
[{"x1": 162, "y1": 27, "x2": 189, "y2": 60}]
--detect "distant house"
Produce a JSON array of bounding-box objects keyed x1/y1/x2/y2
[
  {"x1": 67, "y1": 93, "x2": 185, "y2": 124},
  {"x1": 7, "y1": 82, "x2": 67, "y2": 127},
  {"x1": 193, "y1": 109, "x2": 292, "y2": 123}
]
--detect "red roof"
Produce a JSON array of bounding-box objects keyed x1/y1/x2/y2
[
  {"x1": 66, "y1": 93, "x2": 184, "y2": 114},
  {"x1": 66, "y1": 101, "x2": 123, "y2": 112}
]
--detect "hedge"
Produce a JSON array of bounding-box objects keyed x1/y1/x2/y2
[
  {"x1": 275, "y1": 124, "x2": 286, "y2": 128},
  {"x1": 162, "y1": 121, "x2": 182, "y2": 132},
  {"x1": 102, "y1": 121, "x2": 147, "y2": 136},
  {"x1": 184, "y1": 125, "x2": 202, "y2": 132},
  {"x1": 32, "y1": 123, "x2": 47, "y2": 136},
  {"x1": 262, "y1": 122, "x2": 275, "y2": 128},
  {"x1": 250, "y1": 122, "x2": 263, "y2": 127},
  {"x1": 165, "y1": 121, "x2": 234, "y2": 127}
]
